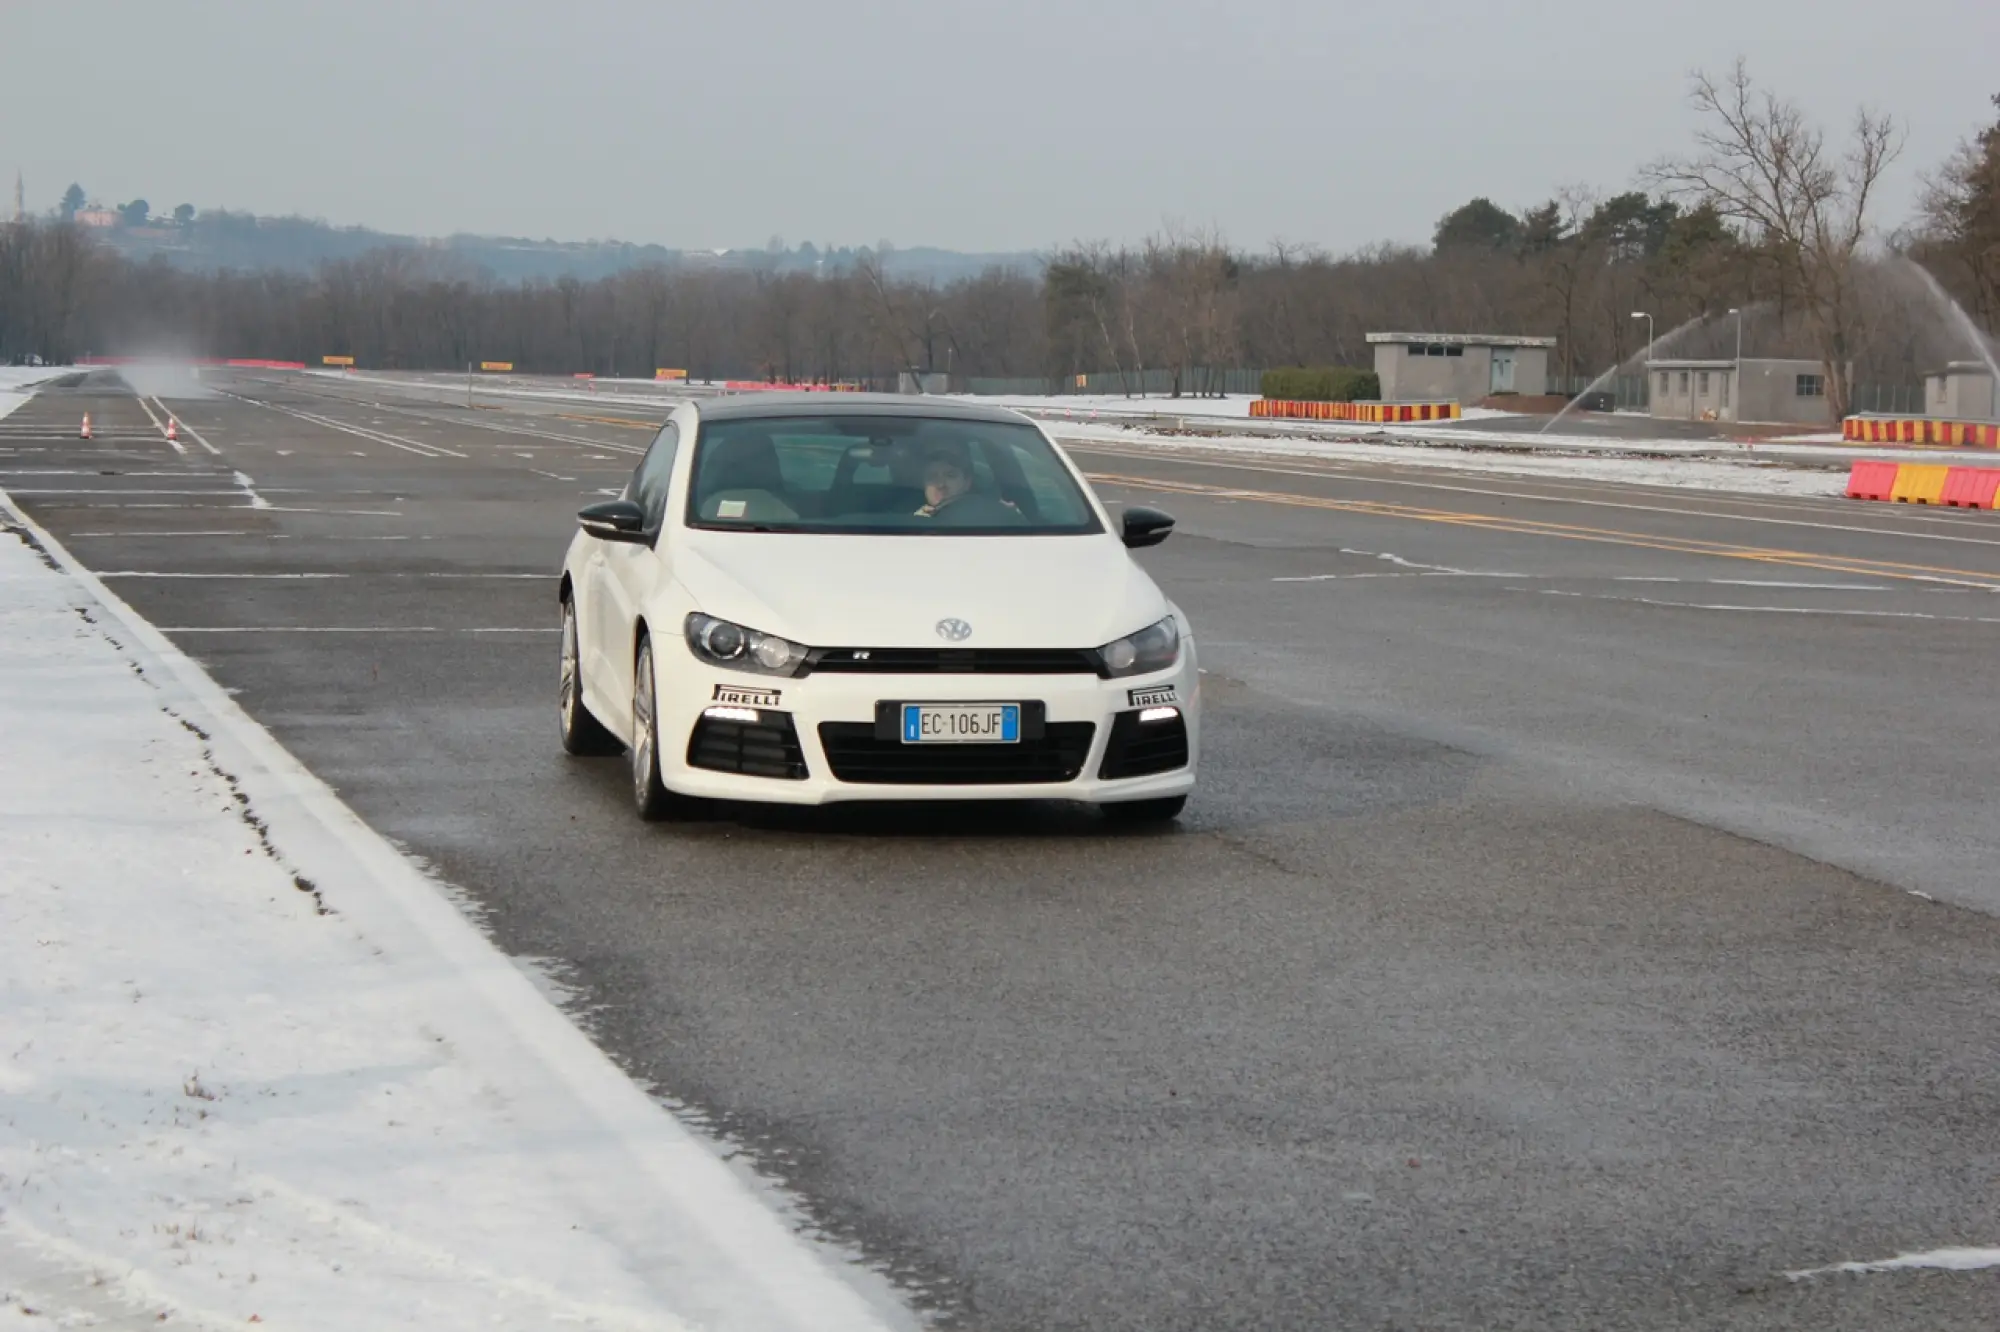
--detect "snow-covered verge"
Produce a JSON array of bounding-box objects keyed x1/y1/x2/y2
[
  {"x1": 0, "y1": 476, "x2": 905, "y2": 1323},
  {"x1": 960, "y1": 391, "x2": 1521, "y2": 424},
  {"x1": 1047, "y1": 419, "x2": 1858, "y2": 498},
  {"x1": 0, "y1": 367, "x2": 80, "y2": 407}
]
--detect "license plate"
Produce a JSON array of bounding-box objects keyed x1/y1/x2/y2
[{"x1": 901, "y1": 703, "x2": 1020, "y2": 744}]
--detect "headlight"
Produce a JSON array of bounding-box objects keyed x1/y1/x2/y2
[
  {"x1": 1095, "y1": 616, "x2": 1180, "y2": 678},
  {"x1": 684, "y1": 613, "x2": 808, "y2": 676}
]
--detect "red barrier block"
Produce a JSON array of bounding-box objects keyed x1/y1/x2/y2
[
  {"x1": 1941, "y1": 467, "x2": 2000, "y2": 509},
  {"x1": 1846, "y1": 460, "x2": 1900, "y2": 501}
]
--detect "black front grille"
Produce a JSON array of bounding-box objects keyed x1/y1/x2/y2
[
  {"x1": 1098, "y1": 710, "x2": 1190, "y2": 780},
  {"x1": 818, "y1": 722, "x2": 1096, "y2": 785},
  {"x1": 687, "y1": 712, "x2": 810, "y2": 780},
  {"x1": 803, "y1": 648, "x2": 1103, "y2": 677}
]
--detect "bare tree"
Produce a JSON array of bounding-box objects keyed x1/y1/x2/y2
[{"x1": 1647, "y1": 60, "x2": 1901, "y2": 417}]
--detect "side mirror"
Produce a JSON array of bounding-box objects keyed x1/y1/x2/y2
[
  {"x1": 578, "y1": 498, "x2": 650, "y2": 543},
  {"x1": 1121, "y1": 506, "x2": 1175, "y2": 549}
]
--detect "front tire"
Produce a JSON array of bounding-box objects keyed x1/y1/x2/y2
[
  {"x1": 630, "y1": 636, "x2": 681, "y2": 821},
  {"x1": 559, "y1": 596, "x2": 621, "y2": 756},
  {"x1": 1102, "y1": 794, "x2": 1188, "y2": 827}
]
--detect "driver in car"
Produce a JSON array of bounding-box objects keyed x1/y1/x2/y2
[{"x1": 914, "y1": 446, "x2": 1021, "y2": 525}]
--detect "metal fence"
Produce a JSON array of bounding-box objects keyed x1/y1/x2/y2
[
  {"x1": 963, "y1": 367, "x2": 1266, "y2": 398},
  {"x1": 1849, "y1": 383, "x2": 1927, "y2": 415},
  {"x1": 1550, "y1": 373, "x2": 1652, "y2": 410}
]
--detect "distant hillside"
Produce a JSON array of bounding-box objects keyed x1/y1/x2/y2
[{"x1": 96, "y1": 210, "x2": 1041, "y2": 284}]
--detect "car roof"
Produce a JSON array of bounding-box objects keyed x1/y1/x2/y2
[{"x1": 689, "y1": 392, "x2": 1035, "y2": 427}]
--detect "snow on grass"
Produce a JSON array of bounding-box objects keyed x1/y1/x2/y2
[
  {"x1": 0, "y1": 367, "x2": 78, "y2": 419},
  {"x1": 1046, "y1": 419, "x2": 1855, "y2": 499},
  {"x1": 0, "y1": 395, "x2": 904, "y2": 1327}
]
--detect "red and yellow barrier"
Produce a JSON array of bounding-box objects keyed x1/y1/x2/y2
[
  {"x1": 1251, "y1": 400, "x2": 1461, "y2": 424},
  {"x1": 1847, "y1": 461, "x2": 2000, "y2": 509},
  {"x1": 1843, "y1": 416, "x2": 2000, "y2": 448}
]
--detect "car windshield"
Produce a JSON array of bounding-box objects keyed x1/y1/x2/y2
[{"x1": 683, "y1": 415, "x2": 1104, "y2": 536}]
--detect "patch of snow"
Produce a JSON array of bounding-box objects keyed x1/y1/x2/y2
[
  {"x1": 965, "y1": 392, "x2": 1522, "y2": 424},
  {"x1": 0, "y1": 384, "x2": 907, "y2": 1328},
  {"x1": 1050, "y1": 421, "x2": 1853, "y2": 499},
  {"x1": 1785, "y1": 1247, "x2": 2000, "y2": 1280}
]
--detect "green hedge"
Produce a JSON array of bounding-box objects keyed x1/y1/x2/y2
[{"x1": 1259, "y1": 366, "x2": 1381, "y2": 403}]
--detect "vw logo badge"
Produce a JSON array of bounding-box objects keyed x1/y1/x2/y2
[{"x1": 935, "y1": 618, "x2": 973, "y2": 642}]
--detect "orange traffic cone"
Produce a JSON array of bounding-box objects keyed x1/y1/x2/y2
[
  {"x1": 79, "y1": 413, "x2": 92, "y2": 439},
  {"x1": 166, "y1": 417, "x2": 179, "y2": 443}
]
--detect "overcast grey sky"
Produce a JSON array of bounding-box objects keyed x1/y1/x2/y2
[{"x1": 3, "y1": 0, "x2": 1994, "y2": 254}]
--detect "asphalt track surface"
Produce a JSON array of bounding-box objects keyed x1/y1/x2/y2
[{"x1": 7, "y1": 370, "x2": 1999, "y2": 1330}]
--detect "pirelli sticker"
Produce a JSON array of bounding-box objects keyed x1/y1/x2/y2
[
  {"x1": 1127, "y1": 686, "x2": 1178, "y2": 708},
  {"x1": 713, "y1": 684, "x2": 781, "y2": 709}
]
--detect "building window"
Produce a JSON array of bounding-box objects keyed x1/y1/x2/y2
[
  {"x1": 1678, "y1": 371, "x2": 1690, "y2": 393},
  {"x1": 1720, "y1": 374, "x2": 1730, "y2": 408},
  {"x1": 1445, "y1": 346, "x2": 1464, "y2": 357},
  {"x1": 1796, "y1": 374, "x2": 1825, "y2": 398},
  {"x1": 1658, "y1": 372, "x2": 1669, "y2": 395},
  {"x1": 1698, "y1": 371, "x2": 1710, "y2": 395}
]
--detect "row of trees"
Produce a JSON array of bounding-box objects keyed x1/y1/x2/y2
[{"x1": 5, "y1": 70, "x2": 1995, "y2": 415}]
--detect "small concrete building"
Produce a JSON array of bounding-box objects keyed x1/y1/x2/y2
[
  {"x1": 1369, "y1": 333, "x2": 1553, "y2": 403},
  {"x1": 1647, "y1": 357, "x2": 1835, "y2": 425},
  {"x1": 1925, "y1": 362, "x2": 1996, "y2": 421}
]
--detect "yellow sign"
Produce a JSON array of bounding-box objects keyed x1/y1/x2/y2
[
  {"x1": 322, "y1": 355, "x2": 355, "y2": 367},
  {"x1": 480, "y1": 361, "x2": 514, "y2": 373},
  {"x1": 655, "y1": 368, "x2": 688, "y2": 381}
]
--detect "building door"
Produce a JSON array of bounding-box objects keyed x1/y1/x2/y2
[{"x1": 1489, "y1": 351, "x2": 1516, "y2": 394}]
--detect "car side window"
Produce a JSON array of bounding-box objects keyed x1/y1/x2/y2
[{"x1": 629, "y1": 421, "x2": 681, "y2": 529}]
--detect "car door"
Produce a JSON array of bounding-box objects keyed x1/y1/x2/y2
[{"x1": 590, "y1": 415, "x2": 681, "y2": 736}]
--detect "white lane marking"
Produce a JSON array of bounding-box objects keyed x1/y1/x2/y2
[
  {"x1": 1275, "y1": 570, "x2": 1526, "y2": 582},
  {"x1": 530, "y1": 469, "x2": 577, "y2": 482},
  {"x1": 1, "y1": 498, "x2": 905, "y2": 1332},
  {"x1": 1073, "y1": 445, "x2": 2000, "y2": 550},
  {"x1": 2, "y1": 488, "x2": 257, "y2": 496},
  {"x1": 98, "y1": 572, "x2": 546, "y2": 581},
  {"x1": 1786, "y1": 1247, "x2": 2000, "y2": 1280},
  {"x1": 1612, "y1": 576, "x2": 1896, "y2": 590},
  {"x1": 99, "y1": 571, "x2": 348, "y2": 579},
  {"x1": 156, "y1": 625, "x2": 559, "y2": 633},
  {"x1": 166, "y1": 408, "x2": 224, "y2": 456},
  {"x1": 0, "y1": 469, "x2": 235, "y2": 478},
  {"x1": 1290, "y1": 571, "x2": 1899, "y2": 589},
  {"x1": 234, "y1": 469, "x2": 273, "y2": 510},
  {"x1": 280, "y1": 383, "x2": 649, "y2": 456},
  {"x1": 1536, "y1": 589, "x2": 2000, "y2": 624},
  {"x1": 67, "y1": 530, "x2": 262, "y2": 537},
  {"x1": 1705, "y1": 579, "x2": 1892, "y2": 591},
  {"x1": 223, "y1": 391, "x2": 467, "y2": 458},
  {"x1": 132, "y1": 395, "x2": 188, "y2": 456},
  {"x1": 1274, "y1": 545, "x2": 1528, "y2": 583}
]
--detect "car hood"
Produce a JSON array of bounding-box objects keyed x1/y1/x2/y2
[{"x1": 671, "y1": 531, "x2": 1171, "y2": 649}]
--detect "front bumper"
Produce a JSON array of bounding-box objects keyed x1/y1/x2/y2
[{"x1": 654, "y1": 652, "x2": 1200, "y2": 806}]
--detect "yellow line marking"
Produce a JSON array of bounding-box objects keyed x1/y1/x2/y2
[
  {"x1": 557, "y1": 413, "x2": 659, "y2": 430},
  {"x1": 1062, "y1": 440, "x2": 2000, "y2": 547},
  {"x1": 1086, "y1": 472, "x2": 2000, "y2": 591}
]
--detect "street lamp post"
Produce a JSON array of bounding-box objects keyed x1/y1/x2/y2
[
  {"x1": 1631, "y1": 311, "x2": 1655, "y2": 410},
  {"x1": 1728, "y1": 307, "x2": 1743, "y2": 422}
]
